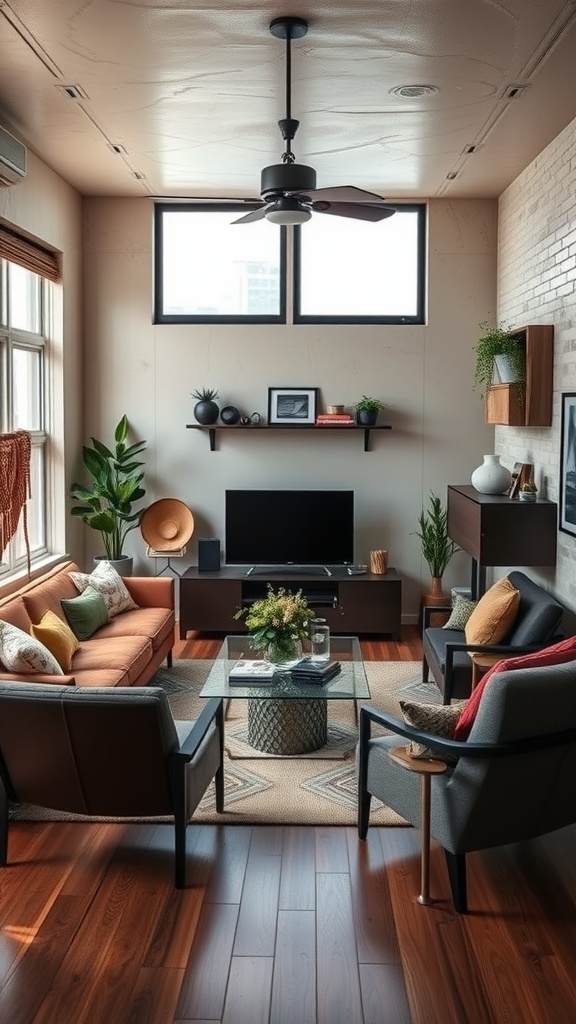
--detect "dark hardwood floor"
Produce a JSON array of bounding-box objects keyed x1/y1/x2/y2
[{"x1": 1, "y1": 626, "x2": 575, "y2": 1023}]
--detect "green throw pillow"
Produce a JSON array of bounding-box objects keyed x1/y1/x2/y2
[
  {"x1": 442, "y1": 594, "x2": 477, "y2": 631},
  {"x1": 61, "y1": 585, "x2": 110, "y2": 640}
]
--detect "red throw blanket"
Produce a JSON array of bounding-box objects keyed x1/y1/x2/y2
[{"x1": 454, "y1": 634, "x2": 576, "y2": 740}]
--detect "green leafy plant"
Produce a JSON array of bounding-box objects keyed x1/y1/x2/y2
[
  {"x1": 191, "y1": 387, "x2": 219, "y2": 402},
  {"x1": 354, "y1": 395, "x2": 384, "y2": 413},
  {"x1": 473, "y1": 322, "x2": 524, "y2": 399},
  {"x1": 413, "y1": 492, "x2": 460, "y2": 580},
  {"x1": 70, "y1": 415, "x2": 147, "y2": 560},
  {"x1": 234, "y1": 585, "x2": 314, "y2": 662}
]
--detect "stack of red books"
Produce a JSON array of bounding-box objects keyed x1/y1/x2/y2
[{"x1": 315, "y1": 413, "x2": 355, "y2": 427}]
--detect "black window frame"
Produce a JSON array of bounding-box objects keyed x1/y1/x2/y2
[
  {"x1": 153, "y1": 203, "x2": 287, "y2": 325},
  {"x1": 293, "y1": 203, "x2": 427, "y2": 325}
]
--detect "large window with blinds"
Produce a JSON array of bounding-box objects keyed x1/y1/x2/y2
[{"x1": 0, "y1": 228, "x2": 59, "y2": 578}]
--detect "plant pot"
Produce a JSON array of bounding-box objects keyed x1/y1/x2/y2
[
  {"x1": 421, "y1": 576, "x2": 450, "y2": 627},
  {"x1": 93, "y1": 555, "x2": 133, "y2": 577},
  {"x1": 194, "y1": 399, "x2": 219, "y2": 425},
  {"x1": 356, "y1": 409, "x2": 378, "y2": 426}
]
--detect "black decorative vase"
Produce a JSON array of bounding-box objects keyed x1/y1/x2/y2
[
  {"x1": 194, "y1": 400, "x2": 219, "y2": 425},
  {"x1": 220, "y1": 405, "x2": 240, "y2": 425}
]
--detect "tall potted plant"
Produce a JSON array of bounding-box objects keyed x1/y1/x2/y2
[
  {"x1": 70, "y1": 415, "x2": 147, "y2": 574},
  {"x1": 413, "y1": 492, "x2": 460, "y2": 621}
]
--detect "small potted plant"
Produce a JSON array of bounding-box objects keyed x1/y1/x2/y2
[
  {"x1": 354, "y1": 395, "x2": 384, "y2": 426},
  {"x1": 191, "y1": 387, "x2": 220, "y2": 425},
  {"x1": 233, "y1": 585, "x2": 314, "y2": 665},
  {"x1": 70, "y1": 415, "x2": 146, "y2": 574},
  {"x1": 473, "y1": 322, "x2": 525, "y2": 399}
]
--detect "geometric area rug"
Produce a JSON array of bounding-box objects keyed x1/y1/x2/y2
[{"x1": 10, "y1": 660, "x2": 438, "y2": 828}]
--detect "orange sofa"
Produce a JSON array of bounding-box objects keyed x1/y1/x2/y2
[{"x1": 0, "y1": 560, "x2": 175, "y2": 687}]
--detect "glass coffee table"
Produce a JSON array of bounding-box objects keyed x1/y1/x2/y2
[{"x1": 199, "y1": 635, "x2": 370, "y2": 755}]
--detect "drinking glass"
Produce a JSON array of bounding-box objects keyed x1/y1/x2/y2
[{"x1": 310, "y1": 618, "x2": 330, "y2": 661}]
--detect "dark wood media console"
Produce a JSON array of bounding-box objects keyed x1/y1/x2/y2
[{"x1": 179, "y1": 566, "x2": 402, "y2": 639}]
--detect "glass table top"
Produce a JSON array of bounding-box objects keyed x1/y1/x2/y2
[{"x1": 199, "y1": 635, "x2": 370, "y2": 701}]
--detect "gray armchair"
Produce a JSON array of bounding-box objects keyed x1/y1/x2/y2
[
  {"x1": 0, "y1": 683, "x2": 224, "y2": 888},
  {"x1": 358, "y1": 659, "x2": 576, "y2": 912},
  {"x1": 423, "y1": 571, "x2": 564, "y2": 703}
]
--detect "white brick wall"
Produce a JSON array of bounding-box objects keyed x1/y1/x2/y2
[{"x1": 498, "y1": 117, "x2": 576, "y2": 615}]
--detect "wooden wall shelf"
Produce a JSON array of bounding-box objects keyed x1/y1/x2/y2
[
  {"x1": 485, "y1": 324, "x2": 553, "y2": 426},
  {"x1": 186, "y1": 423, "x2": 392, "y2": 452}
]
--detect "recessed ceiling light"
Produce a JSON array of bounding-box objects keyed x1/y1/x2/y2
[{"x1": 390, "y1": 85, "x2": 439, "y2": 98}]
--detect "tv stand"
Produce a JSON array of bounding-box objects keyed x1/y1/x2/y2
[
  {"x1": 179, "y1": 566, "x2": 402, "y2": 639},
  {"x1": 246, "y1": 564, "x2": 333, "y2": 577}
]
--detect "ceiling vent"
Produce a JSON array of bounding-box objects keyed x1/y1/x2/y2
[{"x1": 0, "y1": 125, "x2": 27, "y2": 185}]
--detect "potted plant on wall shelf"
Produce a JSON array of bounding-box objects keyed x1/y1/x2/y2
[
  {"x1": 191, "y1": 387, "x2": 220, "y2": 425},
  {"x1": 70, "y1": 415, "x2": 147, "y2": 575},
  {"x1": 413, "y1": 492, "x2": 460, "y2": 623},
  {"x1": 354, "y1": 395, "x2": 384, "y2": 426},
  {"x1": 473, "y1": 322, "x2": 525, "y2": 399}
]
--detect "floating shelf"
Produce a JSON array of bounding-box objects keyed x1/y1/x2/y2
[{"x1": 186, "y1": 423, "x2": 392, "y2": 452}]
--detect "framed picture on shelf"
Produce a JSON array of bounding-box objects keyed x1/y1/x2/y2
[
  {"x1": 509, "y1": 461, "x2": 533, "y2": 499},
  {"x1": 560, "y1": 392, "x2": 576, "y2": 536},
  {"x1": 267, "y1": 387, "x2": 318, "y2": 425}
]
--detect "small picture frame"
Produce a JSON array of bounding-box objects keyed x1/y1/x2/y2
[
  {"x1": 509, "y1": 462, "x2": 533, "y2": 499},
  {"x1": 560, "y1": 392, "x2": 576, "y2": 536},
  {"x1": 267, "y1": 387, "x2": 318, "y2": 425}
]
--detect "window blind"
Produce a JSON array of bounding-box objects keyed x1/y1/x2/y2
[{"x1": 0, "y1": 226, "x2": 61, "y2": 282}]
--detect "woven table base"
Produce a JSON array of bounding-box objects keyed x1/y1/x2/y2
[{"x1": 247, "y1": 698, "x2": 328, "y2": 754}]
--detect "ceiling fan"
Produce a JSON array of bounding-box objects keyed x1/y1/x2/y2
[{"x1": 233, "y1": 16, "x2": 396, "y2": 226}]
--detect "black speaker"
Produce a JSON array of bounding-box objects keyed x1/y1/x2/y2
[{"x1": 198, "y1": 537, "x2": 221, "y2": 572}]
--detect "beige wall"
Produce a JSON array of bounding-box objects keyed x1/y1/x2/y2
[
  {"x1": 83, "y1": 197, "x2": 497, "y2": 620},
  {"x1": 0, "y1": 144, "x2": 84, "y2": 563},
  {"x1": 497, "y1": 115, "x2": 576, "y2": 617}
]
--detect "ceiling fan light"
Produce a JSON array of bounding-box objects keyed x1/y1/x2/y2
[{"x1": 265, "y1": 197, "x2": 312, "y2": 225}]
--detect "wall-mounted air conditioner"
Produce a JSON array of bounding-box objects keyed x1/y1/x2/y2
[{"x1": 0, "y1": 125, "x2": 27, "y2": 185}]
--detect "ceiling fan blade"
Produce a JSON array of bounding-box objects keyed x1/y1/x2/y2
[
  {"x1": 313, "y1": 202, "x2": 396, "y2": 222},
  {"x1": 298, "y1": 185, "x2": 390, "y2": 205},
  {"x1": 231, "y1": 206, "x2": 266, "y2": 225}
]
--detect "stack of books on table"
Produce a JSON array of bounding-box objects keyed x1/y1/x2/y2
[
  {"x1": 228, "y1": 660, "x2": 277, "y2": 685},
  {"x1": 315, "y1": 413, "x2": 355, "y2": 427},
  {"x1": 290, "y1": 658, "x2": 342, "y2": 684}
]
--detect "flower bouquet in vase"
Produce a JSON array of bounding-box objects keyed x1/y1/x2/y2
[{"x1": 234, "y1": 585, "x2": 314, "y2": 666}]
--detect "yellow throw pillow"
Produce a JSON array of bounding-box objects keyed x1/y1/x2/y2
[
  {"x1": 31, "y1": 610, "x2": 80, "y2": 672},
  {"x1": 464, "y1": 577, "x2": 520, "y2": 646}
]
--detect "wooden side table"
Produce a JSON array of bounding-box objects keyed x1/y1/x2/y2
[{"x1": 388, "y1": 745, "x2": 448, "y2": 905}]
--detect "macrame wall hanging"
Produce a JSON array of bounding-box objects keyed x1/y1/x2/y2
[{"x1": 0, "y1": 430, "x2": 32, "y2": 574}]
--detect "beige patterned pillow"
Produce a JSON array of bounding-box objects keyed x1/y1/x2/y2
[
  {"x1": 0, "y1": 620, "x2": 64, "y2": 675},
  {"x1": 69, "y1": 560, "x2": 137, "y2": 618},
  {"x1": 399, "y1": 699, "x2": 463, "y2": 763}
]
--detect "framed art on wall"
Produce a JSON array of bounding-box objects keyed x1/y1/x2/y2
[
  {"x1": 560, "y1": 392, "x2": 576, "y2": 536},
  {"x1": 267, "y1": 387, "x2": 318, "y2": 425}
]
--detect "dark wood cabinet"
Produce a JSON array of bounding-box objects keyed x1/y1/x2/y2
[
  {"x1": 179, "y1": 566, "x2": 402, "y2": 639},
  {"x1": 447, "y1": 484, "x2": 557, "y2": 597}
]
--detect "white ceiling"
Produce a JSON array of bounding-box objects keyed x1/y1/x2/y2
[{"x1": 1, "y1": 0, "x2": 576, "y2": 201}]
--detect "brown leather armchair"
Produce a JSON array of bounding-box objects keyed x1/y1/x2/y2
[{"x1": 0, "y1": 682, "x2": 224, "y2": 887}]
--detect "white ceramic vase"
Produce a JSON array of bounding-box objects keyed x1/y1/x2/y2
[{"x1": 471, "y1": 454, "x2": 512, "y2": 494}]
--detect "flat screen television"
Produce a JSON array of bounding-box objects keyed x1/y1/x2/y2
[{"x1": 225, "y1": 489, "x2": 354, "y2": 568}]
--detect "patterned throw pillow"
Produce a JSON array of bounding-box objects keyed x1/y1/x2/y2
[
  {"x1": 61, "y1": 586, "x2": 110, "y2": 640},
  {"x1": 399, "y1": 699, "x2": 463, "y2": 763},
  {"x1": 31, "y1": 610, "x2": 80, "y2": 672},
  {"x1": 442, "y1": 595, "x2": 477, "y2": 631},
  {"x1": 0, "y1": 620, "x2": 64, "y2": 675},
  {"x1": 69, "y1": 560, "x2": 137, "y2": 618}
]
